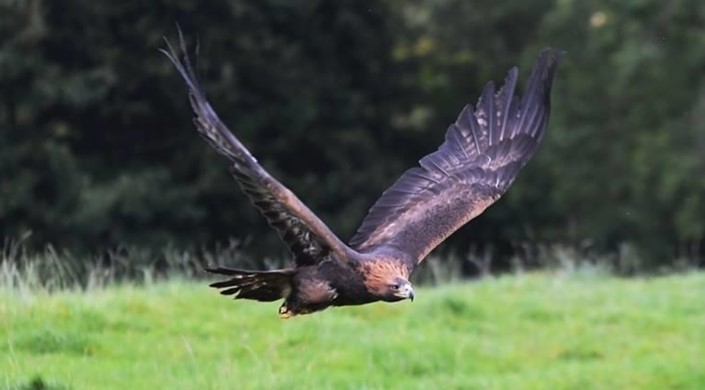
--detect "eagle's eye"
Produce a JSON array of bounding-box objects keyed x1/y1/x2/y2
[{"x1": 391, "y1": 284, "x2": 400, "y2": 290}]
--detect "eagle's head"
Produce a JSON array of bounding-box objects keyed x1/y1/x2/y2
[
  {"x1": 385, "y1": 276, "x2": 415, "y2": 302},
  {"x1": 362, "y1": 260, "x2": 415, "y2": 302}
]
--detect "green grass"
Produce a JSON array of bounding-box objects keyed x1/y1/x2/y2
[{"x1": 1, "y1": 272, "x2": 704, "y2": 389}]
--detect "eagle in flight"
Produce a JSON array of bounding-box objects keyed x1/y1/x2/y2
[{"x1": 162, "y1": 33, "x2": 562, "y2": 318}]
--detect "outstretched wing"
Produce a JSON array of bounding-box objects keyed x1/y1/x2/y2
[
  {"x1": 349, "y1": 48, "x2": 563, "y2": 266},
  {"x1": 161, "y1": 32, "x2": 352, "y2": 266}
]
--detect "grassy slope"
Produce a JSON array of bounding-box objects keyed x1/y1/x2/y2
[{"x1": 1, "y1": 272, "x2": 704, "y2": 390}]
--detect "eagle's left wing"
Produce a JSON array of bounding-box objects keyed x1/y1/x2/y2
[
  {"x1": 349, "y1": 49, "x2": 563, "y2": 267},
  {"x1": 162, "y1": 32, "x2": 353, "y2": 266}
]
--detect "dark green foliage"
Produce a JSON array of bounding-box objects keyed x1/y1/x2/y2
[
  {"x1": 1, "y1": 0, "x2": 408, "y2": 255},
  {"x1": 1, "y1": 0, "x2": 703, "y2": 271},
  {"x1": 537, "y1": 0, "x2": 705, "y2": 267}
]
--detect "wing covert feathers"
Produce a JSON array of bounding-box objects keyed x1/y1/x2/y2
[{"x1": 349, "y1": 48, "x2": 563, "y2": 265}]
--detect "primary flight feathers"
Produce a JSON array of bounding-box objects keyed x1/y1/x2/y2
[
  {"x1": 349, "y1": 51, "x2": 561, "y2": 262},
  {"x1": 162, "y1": 31, "x2": 562, "y2": 317}
]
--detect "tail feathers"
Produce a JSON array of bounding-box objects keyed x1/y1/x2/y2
[{"x1": 205, "y1": 267, "x2": 294, "y2": 302}]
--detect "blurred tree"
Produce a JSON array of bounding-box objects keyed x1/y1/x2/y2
[
  {"x1": 1, "y1": 0, "x2": 703, "y2": 271},
  {"x1": 537, "y1": 0, "x2": 705, "y2": 266},
  {"x1": 1, "y1": 0, "x2": 411, "y2": 256}
]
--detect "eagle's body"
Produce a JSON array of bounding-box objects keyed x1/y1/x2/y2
[
  {"x1": 209, "y1": 252, "x2": 412, "y2": 317},
  {"x1": 162, "y1": 33, "x2": 562, "y2": 318}
]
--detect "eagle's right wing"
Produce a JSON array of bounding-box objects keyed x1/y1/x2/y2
[
  {"x1": 162, "y1": 32, "x2": 353, "y2": 266},
  {"x1": 349, "y1": 49, "x2": 563, "y2": 267}
]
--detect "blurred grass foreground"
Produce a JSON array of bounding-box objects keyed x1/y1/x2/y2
[{"x1": 1, "y1": 271, "x2": 704, "y2": 389}]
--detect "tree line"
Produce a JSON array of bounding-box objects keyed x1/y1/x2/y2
[{"x1": 1, "y1": 0, "x2": 703, "y2": 272}]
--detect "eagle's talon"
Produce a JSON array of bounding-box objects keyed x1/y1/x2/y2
[{"x1": 279, "y1": 305, "x2": 293, "y2": 319}]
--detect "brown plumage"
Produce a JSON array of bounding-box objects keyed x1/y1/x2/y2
[{"x1": 162, "y1": 31, "x2": 562, "y2": 318}]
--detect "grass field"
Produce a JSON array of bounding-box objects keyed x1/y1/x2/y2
[{"x1": 1, "y1": 272, "x2": 704, "y2": 389}]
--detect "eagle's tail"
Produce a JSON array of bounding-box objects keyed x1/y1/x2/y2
[{"x1": 205, "y1": 267, "x2": 295, "y2": 302}]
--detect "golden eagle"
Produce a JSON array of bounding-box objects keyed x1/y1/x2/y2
[{"x1": 162, "y1": 35, "x2": 562, "y2": 318}]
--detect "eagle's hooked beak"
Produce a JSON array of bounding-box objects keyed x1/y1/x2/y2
[
  {"x1": 391, "y1": 278, "x2": 415, "y2": 302},
  {"x1": 403, "y1": 283, "x2": 415, "y2": 302}
]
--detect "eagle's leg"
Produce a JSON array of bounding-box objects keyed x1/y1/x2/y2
[
  {"x1": 278, "y1": 297, "x2": 328, "y2": 319},
  {"x1": 278, "y1": 269, "x2": 338, "y2": 319},
  {"x1": 278, "y1": 302, "x2": 313, "y2": 319}
]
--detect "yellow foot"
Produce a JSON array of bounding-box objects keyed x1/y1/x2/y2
[{"x1": 279, "y1": 305, "x2": 293, "y2": 319}]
